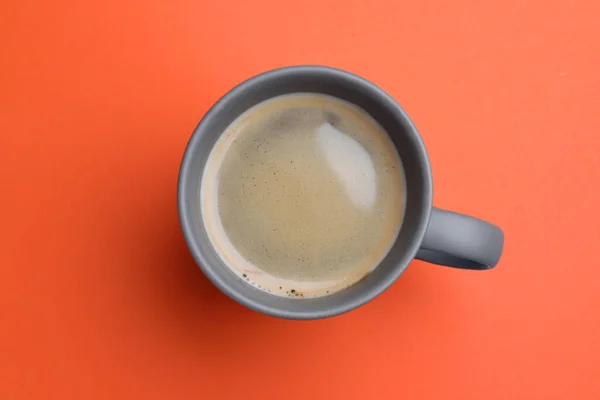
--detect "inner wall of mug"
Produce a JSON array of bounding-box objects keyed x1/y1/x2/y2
[{"x1": 178, "y1": 66, "x2": 432, "y2": 319}]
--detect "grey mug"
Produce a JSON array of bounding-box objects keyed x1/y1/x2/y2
[{"x1": 178, "y1": 66, "x2": 504, "y2": 319}]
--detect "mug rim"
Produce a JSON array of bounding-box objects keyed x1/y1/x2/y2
[{"x1": 178, "y1": 65, "x2": 433, "y2": 319}]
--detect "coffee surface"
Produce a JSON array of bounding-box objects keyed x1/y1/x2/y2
[{"x1": 201, "y1": 93, "x2": 406, "y2": 297}]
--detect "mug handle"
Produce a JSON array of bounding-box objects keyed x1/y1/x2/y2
[{"x1": 416, "y1": 207, "x2": 504, "y2": 270}]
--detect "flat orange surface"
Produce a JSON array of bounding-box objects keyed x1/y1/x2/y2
[{"x1": 1, "y1": 1, "x2": 599, "y2": 399}]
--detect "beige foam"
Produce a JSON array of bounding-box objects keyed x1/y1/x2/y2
[{"x1": 201, "y1": 93, "x2": 406, "y2": 298}]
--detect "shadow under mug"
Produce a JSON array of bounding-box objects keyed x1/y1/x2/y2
[{"x1": 178, "y1": 66, "x2": 504, "y2": 319}]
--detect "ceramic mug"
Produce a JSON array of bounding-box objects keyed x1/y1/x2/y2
[{"x1": 178, "y1": 66, "x2": 504, "y2": 319}]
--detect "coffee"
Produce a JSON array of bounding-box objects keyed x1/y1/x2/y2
[{"x1": 201, "y1": 93, "x2": 406, "y2": 298}]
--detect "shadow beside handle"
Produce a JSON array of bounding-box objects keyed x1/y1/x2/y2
[{"x1": 416, "y1": 207, "x2": 504, "y2": 270}]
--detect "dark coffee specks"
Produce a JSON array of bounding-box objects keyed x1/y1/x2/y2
[{"x1": 324, "y1": 111, "x2": 341, "y2": 126}]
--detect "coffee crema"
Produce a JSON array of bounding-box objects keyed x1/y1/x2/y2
[{"x1": 201, "y1": 93, "x2": 406, "y2": 298}]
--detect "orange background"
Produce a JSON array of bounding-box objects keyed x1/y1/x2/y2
[{"x1": 1, "y1": 0, "x2": 599, "y2": 399}]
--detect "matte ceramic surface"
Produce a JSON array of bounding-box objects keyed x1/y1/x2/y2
[{"x1": 178, "y1": 66, "x2": 503, "y2": 319}]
